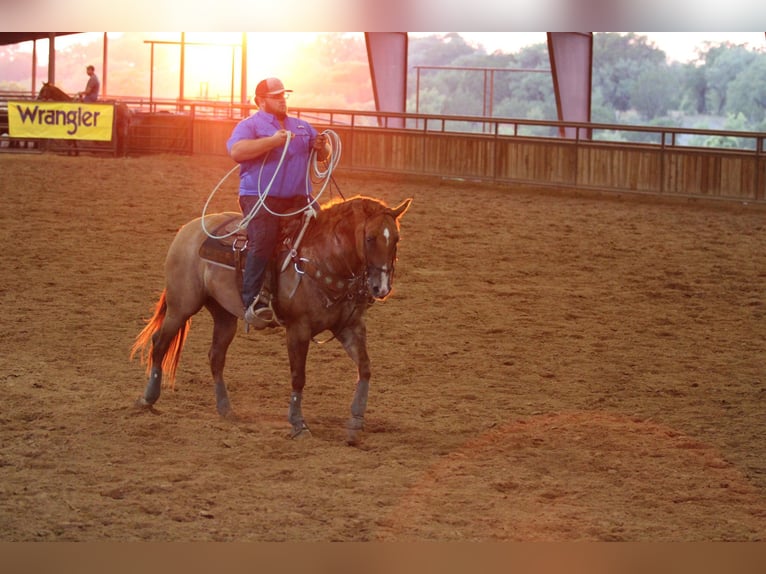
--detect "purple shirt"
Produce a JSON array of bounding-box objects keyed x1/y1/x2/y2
[{"x1": 226, "y1": 109, "x2": 318, "y2": 198}]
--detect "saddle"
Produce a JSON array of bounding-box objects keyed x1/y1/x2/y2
[
  {"x1": 198, "y1": 214, "x2": 306, "y2": 300},
  {"x1": 198, "y1": 217, "x2": 249, "y2": 271}
]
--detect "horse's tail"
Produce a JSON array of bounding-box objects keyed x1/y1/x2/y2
[{"x1": 130, "y1": 289, "x2": 191, "y2": 388}]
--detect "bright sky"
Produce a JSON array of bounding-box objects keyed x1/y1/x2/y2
[
  {"x1": 17, "y1": 32, "x2": 766, "y2": 70},
  {"x1": 37, "y1": 32, "x2": 766, "y2": 66},
  {"x1": 455, "y1": 32, "x2": 766, "y2": 63}
]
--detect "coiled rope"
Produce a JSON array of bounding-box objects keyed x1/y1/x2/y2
[{"x1": 201, "y1": 128, "x2": 342, "y2": 239}]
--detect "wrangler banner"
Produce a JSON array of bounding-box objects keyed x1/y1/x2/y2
[{"x1": 8, "y1": 101, "x2": 115, "y2": 141}]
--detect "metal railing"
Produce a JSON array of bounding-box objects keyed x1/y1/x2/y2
[{"x1": 2, "y1": 93, "x2": 764, "y2": 201}]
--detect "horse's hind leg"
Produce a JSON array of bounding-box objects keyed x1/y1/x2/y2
[
  {"x1": 138, "y1": 312, "x2": 190, "y2": 408},
  {"x1": 336, "y1": 321, "x2": 371, "y2": 445},
  {"x1": 206, "y1": 300, "x2": 238, "y2": 418}
]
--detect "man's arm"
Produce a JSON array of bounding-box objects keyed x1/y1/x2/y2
[{"x1": 229, "y1": 129, "x2": 290, "y2": 163}]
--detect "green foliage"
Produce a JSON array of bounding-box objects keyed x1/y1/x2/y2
[
  {"x1": 407, "y1": 34, "x2": 556, "y2": 121},
  {"x1": 630, "y1": 66, "x2": 679, "y2": 120},
  {"x1": 679, "y1": 63, "x2": 708, "y2": 114},
  {"x1": 725, "y1": 56, "x2": 766, "y2": 124},
  {"x1": 408, "y1": 33, "x2": 477, "y2": 68},
  {"x1": 702, "y1": 44, "x2": 758, "y2": 115},
  {"x1": 688, "y1": 113, "x2": 757, "y2": 150},
  {"x1": 592, "y1": 33, "x2": 667, "y2": 113}
]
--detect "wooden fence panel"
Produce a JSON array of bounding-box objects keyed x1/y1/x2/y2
[
  {"x1": 664, "y1": 150, "x2": 760, "y2": 200},
  {"x1": 576, "y1": 144, "x2": 662, "y2": 193},
  {"x1": 336, "y1": 128, "x2": 764, "y2": 202},
  {"x1": 116, "y1": 112, "x2": 765, "y2": 203},
  {"x1": 422, "y1": 133, "x2": 495, "y2": 178},
  {"x1": 496, "y1": 138, "x2": 577, "y2": 185}
]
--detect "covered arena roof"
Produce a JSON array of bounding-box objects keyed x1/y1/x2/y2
[
  {"x1": 0, "y1": 33, "x2": 79, "y2": 46},
  {"x1": 0, "y1": 32, "x2": 594, "y2": 136}
]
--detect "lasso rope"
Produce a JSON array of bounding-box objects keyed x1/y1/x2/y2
[{"x1": 201, "y1": 129, "x2": 341, "y2": 239}]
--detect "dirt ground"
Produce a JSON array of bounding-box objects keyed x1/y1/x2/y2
[{"x1": 0, "y1": 152, "x2": 764, "y2": 542}]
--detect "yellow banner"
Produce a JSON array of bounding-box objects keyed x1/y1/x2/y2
[{"x1": 8, "y1": 101, "x2": 115, "y2": 141}]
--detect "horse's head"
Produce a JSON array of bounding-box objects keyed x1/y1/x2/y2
[
  {"x1": 37, "y1": 82, "x2": 51, "y2": 100},
  {"x1": 38, "y1": 82, "x2": 71, "y2": 102},
  {"x1": 358, "y1": 198, "x2": 412, "y2": 300}
]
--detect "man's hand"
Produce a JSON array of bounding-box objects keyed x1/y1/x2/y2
[
  {"x1": 272, "y1": 129, "x2": 290, "y2": 147},
  {"x1": 312, "y1": 133, "x2": 327, "y2": 151}
]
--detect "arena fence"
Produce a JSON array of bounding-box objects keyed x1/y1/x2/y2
[{"x1": 2, "y1": 94, "x2": 764, "y2": 203}]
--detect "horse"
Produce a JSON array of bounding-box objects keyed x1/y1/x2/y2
[
  {"x1": 131, "y1": 195, "x2": 412, "y2": 444},
  {"x1": 37, "y1": 82, "x2": 132, "y2": 156}
]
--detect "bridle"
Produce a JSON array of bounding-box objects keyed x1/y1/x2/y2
[{"x1": 289, "y1": 211, "x2": 397, "y2": 304}]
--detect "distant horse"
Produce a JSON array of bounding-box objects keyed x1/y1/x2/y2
[
  {"x1": 131, "y1": 196, "x2": 412, "y2": 444},
  {"x1": 37, "y1": 82, "x2": 132, "y2": 156}
]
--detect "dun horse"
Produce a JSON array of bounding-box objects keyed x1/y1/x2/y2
[{"x1": 131, "y1": 196, "x2": 411, "y2": 444}]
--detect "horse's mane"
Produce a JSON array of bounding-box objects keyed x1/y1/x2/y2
[
  {"x1": 317, "y1": 195, "x2": 389, "y2": 224},
  {"x1": 38, "y1": 83, "x2": 71, "y2": 100},
  {"x1": 304, "y1": 195, "x2": 390, "y2": 248}
]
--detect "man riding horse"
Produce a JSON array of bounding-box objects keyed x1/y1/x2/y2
[{"x1": 227, "y1": 77, "x2": 329, "y2": 329}]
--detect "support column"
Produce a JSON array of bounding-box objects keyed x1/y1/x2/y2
[
  {"x1": 547, "y1": 32, "x2": 593, "y2": 139},
  {"x1": 47, "y1": 33, "x2": 56, "y2": 85},
  {"x1": 365, "y1": 32, "x2": 408, "y2": 129}
]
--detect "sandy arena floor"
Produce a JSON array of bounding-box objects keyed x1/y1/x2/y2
[{"x1": 0, "y1": 153, "x2": 764, "y2": 541}]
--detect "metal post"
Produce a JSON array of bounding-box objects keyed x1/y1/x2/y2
[
  {"x1": 149, "y1": 43, "x2": 155, "y2": 110},
  {"x1": 230, "y1": 45, "x2": 235, "y2": 110},
  {"x1": 415, "y1": 67, "x2": 421, "y2": 116},
  {"x1": 102, "y1": 32, "x2": 108, "y2": 97},
  {"x1": 179, "y1": 32, "x2": 185, "y2": 109},
  {"x1": 47, "y1": 33, "x2": 55, "y2": 85},
  {"x1": 31, "y1": 40, "x2": 37, "y2": 95},
  {"x1": 240, "y1": 32, "x2": 248, "y2": 117}
]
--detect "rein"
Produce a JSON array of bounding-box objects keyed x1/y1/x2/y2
[{"x1": 293, "y1": 257, "x2": 370, "y2": 305}]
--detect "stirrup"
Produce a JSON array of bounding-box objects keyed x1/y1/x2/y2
[{"x1": 244, "y1": 296, "x2": 275, "y2": 331}]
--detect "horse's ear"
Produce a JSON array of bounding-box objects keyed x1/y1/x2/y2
[{"x1": 390, "y1": 198, "x2": 412, "y2": 220}]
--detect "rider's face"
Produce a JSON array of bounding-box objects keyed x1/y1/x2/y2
[{"x1": 261, "y1": 93, "x2": 288, "y2": 120}]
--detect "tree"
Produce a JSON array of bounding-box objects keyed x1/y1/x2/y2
[
  {"x1": 408, "y1": 33, "x2": 477, "y2": 69},
  {"x1": 592, "y1": 33, "x2": 667, "y2": 113},
  {"x1": 679, "y1": 62, "x2": 708, "y2": 114},
  {"x1": 725, "y1": 54, "x2": 766, "y2": 125},
  {"x1": 702, "y1": 43, "x2": 757, "y2": 115},
  {"x1": 630, "y1": 65, "x2": 679, "y2": 120}
]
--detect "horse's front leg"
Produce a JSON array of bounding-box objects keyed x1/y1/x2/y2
[
  {"x1": 336, "y1": 319, "x2": 371, "y2": 446},
  {"x1": 286, "y1": 323, "x2": 311, "y2": 439},
  {"x1": 207, "y1": 301, "x2": 238, "y2": 418}
]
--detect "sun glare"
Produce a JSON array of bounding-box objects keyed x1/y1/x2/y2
[{"x1": 155, "y1": 32, "x2": 319, "y2": 101}]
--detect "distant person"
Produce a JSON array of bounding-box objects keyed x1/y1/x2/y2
[{"x1": 78, "y1": 65, "x2": 100, "y2": 102}]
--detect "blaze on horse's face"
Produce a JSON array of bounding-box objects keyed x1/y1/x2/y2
[{"x1": 362, "y1": 199, "x2": 411, "y2": 300}]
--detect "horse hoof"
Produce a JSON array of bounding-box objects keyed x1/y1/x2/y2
[
  {"x1": 217, "y1": 399, "x2": 233, "y2": 419},
  {"x1": 347, "y1": 418, "x2": 364, "y2": 445},
  {"x1": 134, "y1": 396, "x2": 153, "y2": 409},
  {"x1": 290, "y1": 426, "x2": 312, "y2": 440},
  {"x1": 133, "y1": 397, "x2": 159, "y2": 414},
  {"x1": 346, "y1": 429, "x2": 363, "y2": 446}
]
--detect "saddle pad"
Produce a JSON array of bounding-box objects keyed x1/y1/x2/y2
[
  {"x1": 198, "y1": 212, "x2": 306, "y2": 269},
  {"x1": 199, "y1": 216, "x2": 248, "y2": 269}
]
